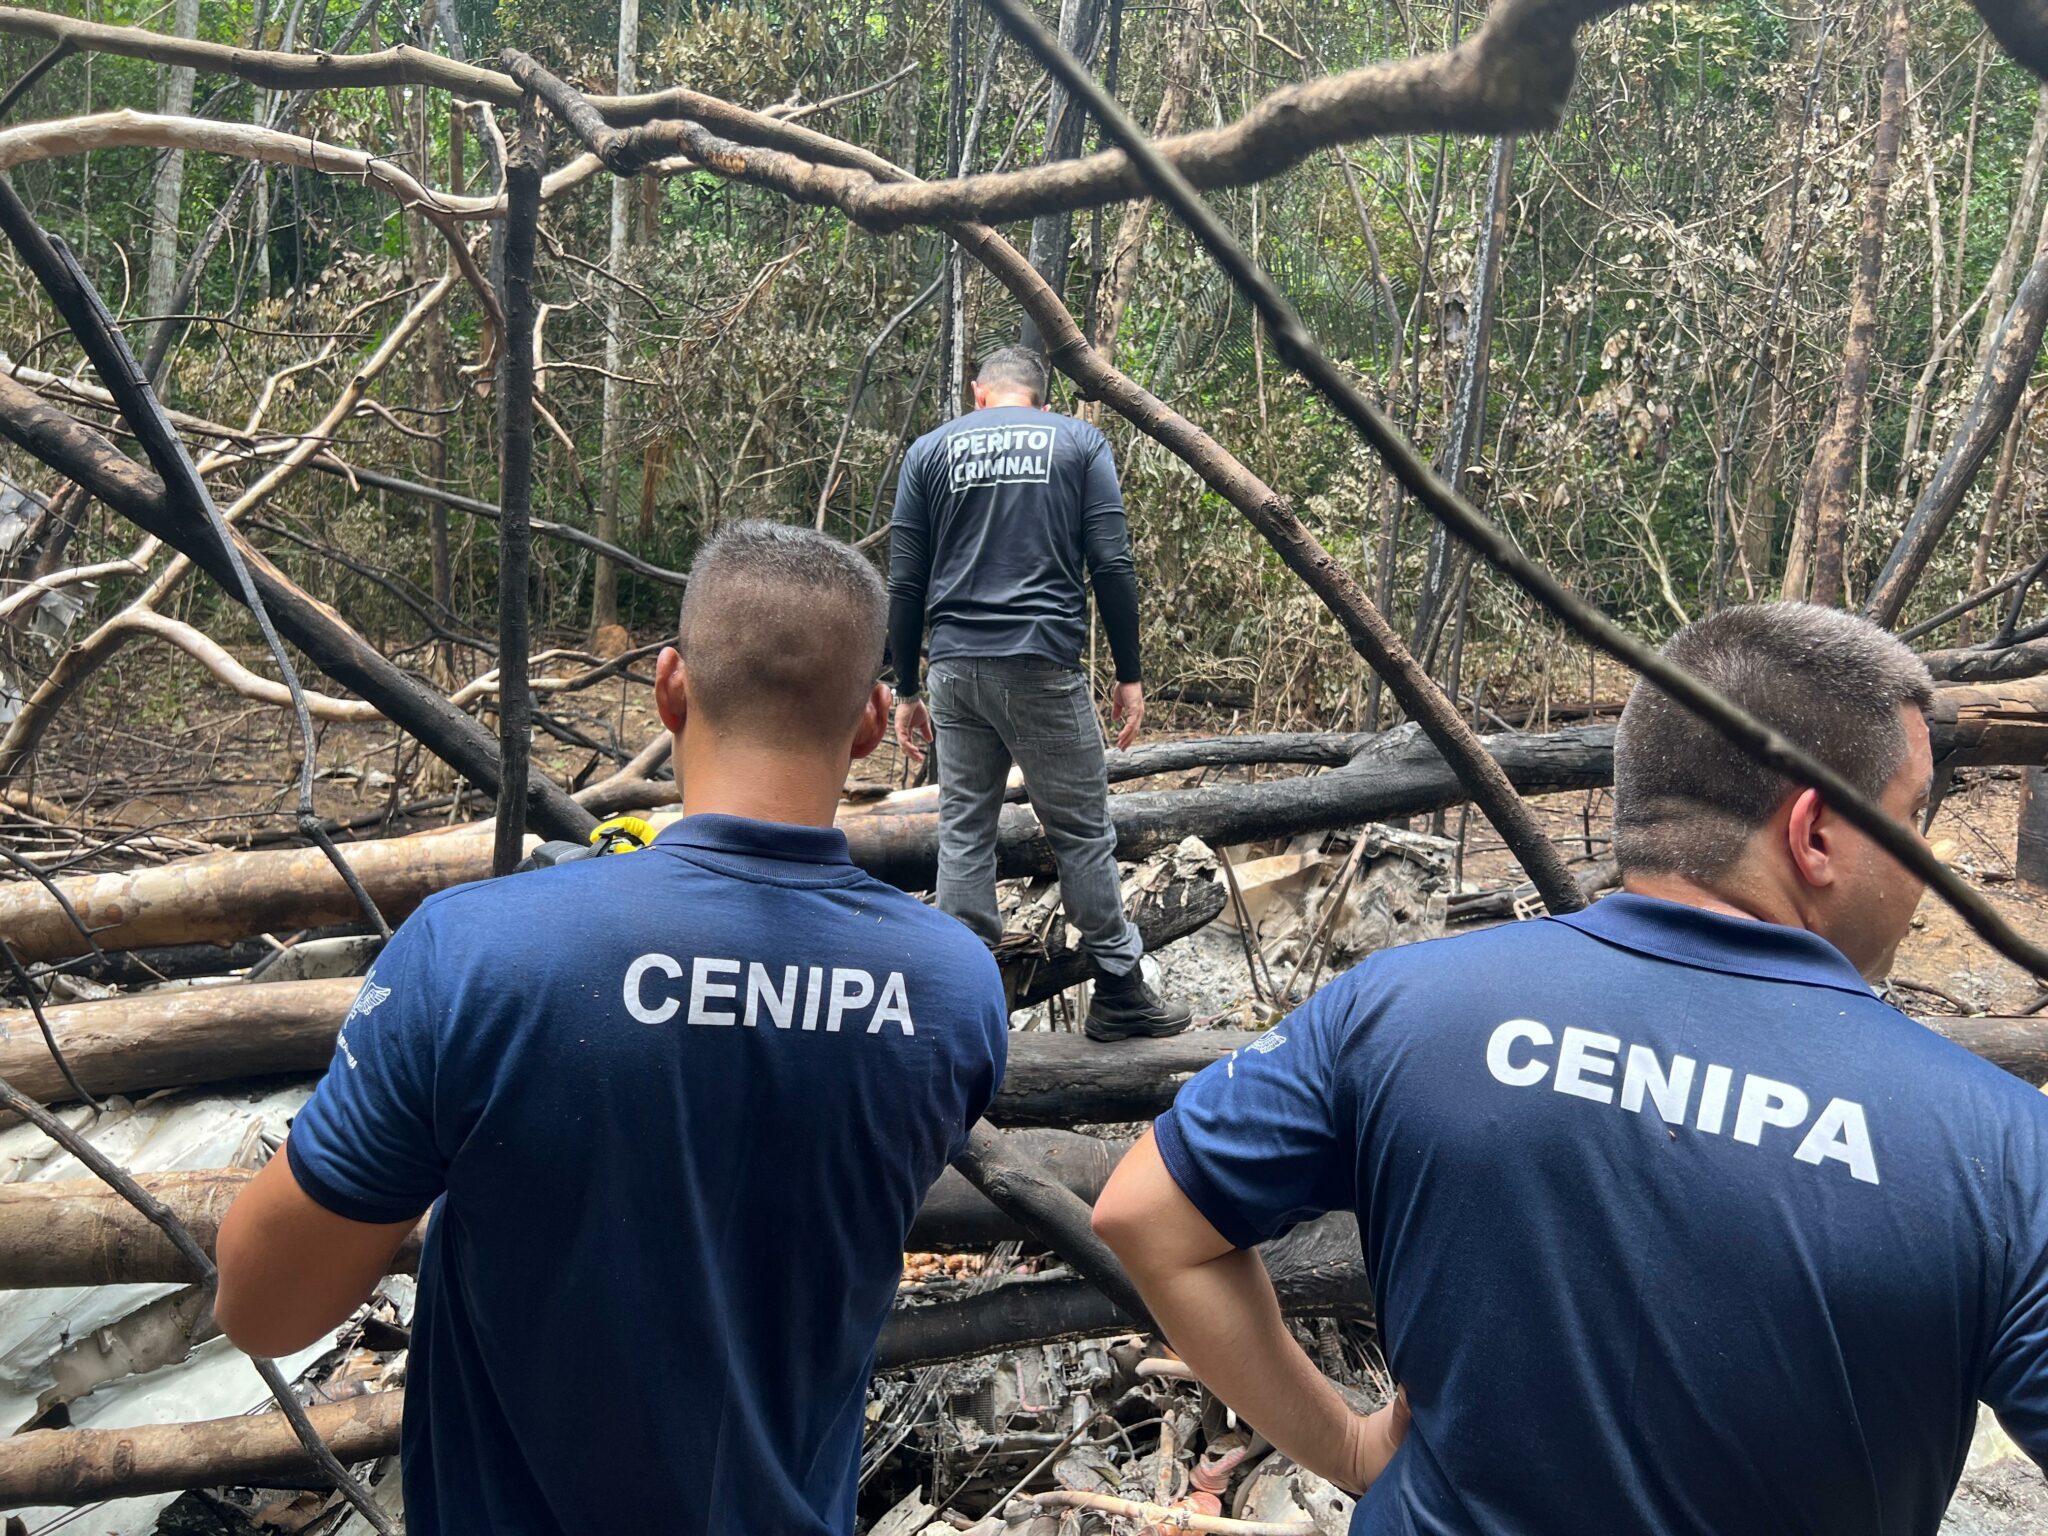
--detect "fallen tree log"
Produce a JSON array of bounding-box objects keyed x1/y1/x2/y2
[
  {"x1": 0, "y1": 981, "x2": 1237, "y2": 1122},
  {"x1": 0, "y1": 1388, "x2": 404, "y2": 1509},
  {"x1": 0, "y1": 1210, "x2": 1368, "y2": 1507},
  {"x1": 1920, "y1": 638, "x2": 2048, "y2": 684},
  {"x1": 891, "y1": 1208, "x2": 1370, "y2": 1369},
  {"x1": 0, "y1": 1130, "x2": 1128, "y2": 1289},
  {"x1": 0, "y1": 724, "x2": 1609, "y2": 963},
  {"x1": 11, "y1": 672, "x2": 2046, "y2": 964},
  {"x1": 582, "y1": 730, "x2": 1380, "y2": 819},
  {"x1": 20, "y1": 866, "x2": 1223, "y2": 994}
]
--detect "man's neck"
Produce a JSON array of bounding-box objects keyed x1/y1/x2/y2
[
  {"x1": 676, "y1": 737, "x2": 847, "y2": 830},
  {"x1": 979, "y1": 392, "x2": 1039, "y2": 411},
  {"x1": 1622, "y1": 870, "x2": 1802, "y2": 930}
]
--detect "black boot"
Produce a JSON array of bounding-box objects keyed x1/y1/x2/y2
[{"x1": 1086, "y1": 962, "x2": 1194, "y2": 1042}]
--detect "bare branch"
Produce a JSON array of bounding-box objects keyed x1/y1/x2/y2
[{"x1": 0, "y1": 110, "x2": 503, "y2": 347}]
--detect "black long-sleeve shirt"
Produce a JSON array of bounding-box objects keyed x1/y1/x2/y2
[{"x1": 886, "y1": 406, "x2": 1141, "y2": 696}]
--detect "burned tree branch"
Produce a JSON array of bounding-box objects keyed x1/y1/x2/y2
[
  {"x1": 1921, "y1": 638, "x2": 2048, "y2": 683},
  {"x1": 0, "y1": 1214, "x2": 1367, "y2": 1507}
]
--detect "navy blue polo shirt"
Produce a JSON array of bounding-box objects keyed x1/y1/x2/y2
[
  {"x1": 287, "y1": 815, "x2": 1008, "y2": 1536},
  {"x1": 1156, "y1": 893, "x2": 2048, "y2": 1535}
]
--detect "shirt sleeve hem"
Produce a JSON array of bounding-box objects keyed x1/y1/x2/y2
[
  {"x1": 286, "y1": 1136, "x2": 433, "y2": 1227},
  {"x1": 1153, "y1": 1109, "x2": 1265, "y2": 1251}
]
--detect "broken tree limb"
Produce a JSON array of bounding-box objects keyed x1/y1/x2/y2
[
  {"x1": 582, "y1": 728, "x2": 1371, "y2": 819},
  {"x1": 952, "y1": 1122, "x2": 1155, "y2": 1328},
  {"x1": 0, "y1": 1132, "x2": 1125, "y2": 1289},
  {"x1": 0, "y1": 374, "x2": 597, "y2": 845},
  {"x1": 93, "y1": 608, "x2": 383, "y2": 721},
  {"x1": 0, "y1": 725, "x2": 1608, "y2": 961},
  {"x1": 5, "y1": 961, "x2": 2035, "y2": 1132}
]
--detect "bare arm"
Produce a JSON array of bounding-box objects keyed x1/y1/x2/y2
[
  {"x1": 1093, "y1": 1130, "x2": 1407, "y2": 1492},
  {"x1": 215, "y1": 1143, "x2": 419, "y2": 1359}
]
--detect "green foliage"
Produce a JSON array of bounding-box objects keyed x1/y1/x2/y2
[{"x1": 3, "y1": 0, "x2": 2045, "y2": 734}]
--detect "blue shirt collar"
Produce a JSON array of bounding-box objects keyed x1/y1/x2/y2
[
  {"x1": 1548, "y1": 892, "x2": 1876, "y2": 998},
  {"x1": 654, "y1": 812, "x2": 852, "y2": 867}
]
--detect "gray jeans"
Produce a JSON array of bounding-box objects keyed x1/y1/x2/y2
[{"x1": 926, "y1": 656, "x2": 1143, "y2": 975}]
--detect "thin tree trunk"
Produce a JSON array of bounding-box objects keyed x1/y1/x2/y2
[
  {"x1": 591, "y1": 0, "x2": 640, "y2": 636},
  {"x1": 144, "y1": 0, "x2": 200, "y2": 325},
  {"x1": 1866, "y1": 251, "x2": 2048, "y2": 627},
  {"x1": 247, "y1": 0, "x2": 271, "y2": 295},
  {"x1": 398, "y1": 76, "x2": 455, "y2": 685},
  {"x1": 495, "y1": 107, "x2": 544, "y2": 875},
  {"x1": 1017, "y1": 0, "x2": 1104, "y2": 352},
  {"x1": 1977, "y1": 86, "x2": 2048, "y2": 379},
  {"x1": 1965, "y1": 389, "x2": 2036, "y2": 643},
  {"x1": 1734, "y1": 5, "x2": 1820, "y2": 596},
  {"x1": 1089, "y1": 0, "x2": 1207, "y2": 358},
  {"x1": 1416, "y1": 135, "x2": 1515, "y2": 653},
  {"x1": 1785, "y1": 0, "x2": 1908, "y2": 607},
  {"x1": 942, "y1": 0, "x2": 969, "y2": 412}
]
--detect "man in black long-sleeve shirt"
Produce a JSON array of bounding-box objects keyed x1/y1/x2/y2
[{"x1": 889, "y1": 348, "x2": 1191, "y2": 1041}]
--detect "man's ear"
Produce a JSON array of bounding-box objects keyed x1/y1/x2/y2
[
  {"x1": 654, "y1": 646, "x2": 688, "y2": 737},
  {"x1": 1784, "y1": 786, "x2": 1837, "y2": 890},
  {"x1": 849, "y1": 683, "x2": 891, "y2": 761},
  {"x1": 971, "y1": 381, "x2": 988, "y2": 410}
]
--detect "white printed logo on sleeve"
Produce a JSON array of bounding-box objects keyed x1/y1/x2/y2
[
  {"x1": 1484, "y1": 1017, "x2": 1879, "y2": 1185},
  {"x1": 335, "y1": 970, "x2": 391, "y2": 1069},
  {"x1": 1226, "y1": 1030, "x2": 1287, "y2": 1078},
  {"x1": 946, "y1": 423, "x2": 1055, "y2": 491}
]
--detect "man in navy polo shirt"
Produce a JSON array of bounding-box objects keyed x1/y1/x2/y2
[
  {"x1": 215, "y1": 521, "x2": 1009, "y2": 1535},
  {"x1": 1094, "y1": 603, "x2": 2048, "y2": 1532}
]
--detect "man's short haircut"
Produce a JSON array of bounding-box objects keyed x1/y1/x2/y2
[
  {"x1": 1612, "y1": 603, "x2": 1935, "y2": 882},
  {"x1": 675, "y1": 520, "x2": 886, "y2": 750},
  {"x1": 977, "y1": 345, "x2": 1049, "y2": 405}
]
